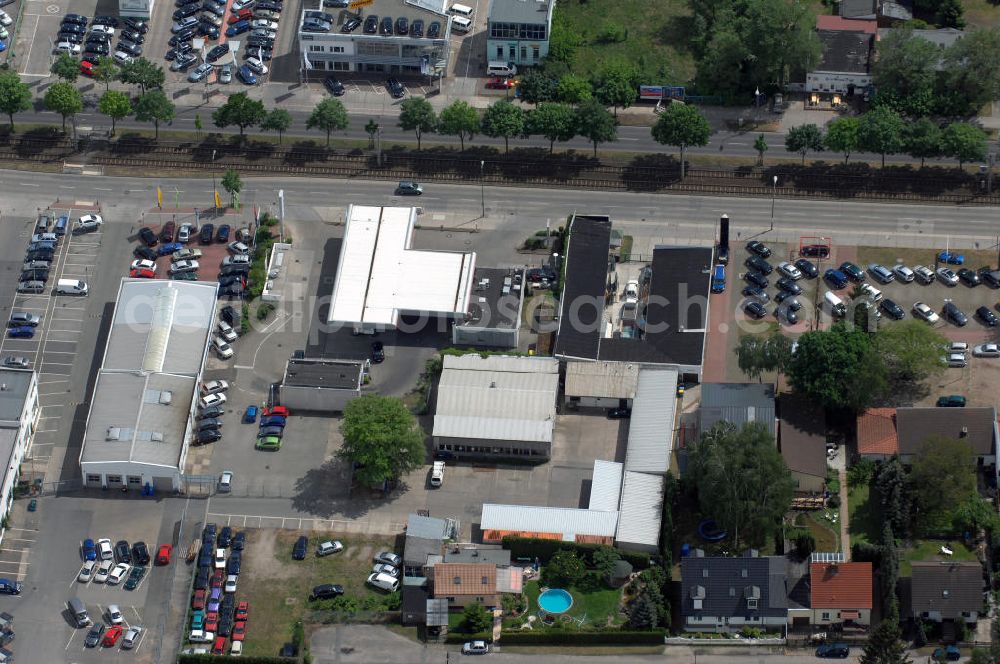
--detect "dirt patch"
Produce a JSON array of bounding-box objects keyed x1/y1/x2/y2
[{"x1": 247, "y1": 529, "x2": 296, "y2": 580}]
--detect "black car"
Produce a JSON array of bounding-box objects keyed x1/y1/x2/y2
[
  {"x1": 196, "y1": 429, "x2": 222, "y2": 445},
  {"x1": 386, "y1": 78, "x2": 405, "y2": 98},
  {"x1": 427, "y1": 20, "x2": 440, "y2": 37},
  {"x1": 203, "y1": 523, "x2": 217, "y2": 540},
  {"x1": 943, "y1": 302, "x2": 968, "y2": 326},
  {"x1": 744, "y1": 301, "x2": 767, "y2": 319},
  {"x1": 169, "y1": 30, "x2": 195, "y2": 46},
  {"x1": 20, "y1": 269, "x2": 49, "y2": 283},
  {"x1": 979, "y1": 267, "x2": 1000, "y2": 287},
  {"x1": 774, "y1": 291, "x2": 801, "y2": 310},
  {"x1": 221, "y1": 593, "x2": 236, "y2": 616},
  {"x1": 220, "y1": 283, "x2": 245, "y2": 298},
  {"x1": 371, "y1": 341, "x2": 385, "y2": 363},
  {"x1": 293, "y1": 535, "x2": 308, "y2": 560},
  {"x1": 228, "y1": 551, "x2": 242, "y2": 574},
  {"x1": 395, "y1": 16, "x2": 408, "y2": 34},
  {"x1": 957, "y1": 268, "x2": 980, "y2": 286},
  {"x1": 25, "y1": 251, "x2": 54, "y2": 262},
  {"x1": 977, "y1": 305, "x2": 998, "y2": 326},
  {"x1": 776, "y1": 277, "x2": 802, "y2": 295},
  {"x1": 63, "y1": 13, "x2": 88, "y2": 25},
  {"x1": 92, "y1": 15, "x2": 119, "y2": 27},
  {"x1": 218, "y1": 526, "x2": 232, "y2": 548},
  {"x1": 58, "y1": 32, "x2": 84, "y2": 43},
  {"x1": 165, "y1": 44, "x2": 192, "y2": 59},
  {"x1": 117, "y1": 39, "x2": 142, "y2": 56},
  {"x1": 256, "y1": 0, "x2": 282, "y2": 9},
  {"x1": 121, "y1": 29, "x2": 145, "y2": 43},
  {"x1": 60, "y1": 22, "x2": 86, "y2": 33},
  {"x1": 219, "y1": 615, "x2": 234, "y2": 637},
  {"x1": 85, "y1": 33, "x2": 110, "y2": 45},
  {"x1": 221, "y1": 264, "x2": 251, "y2": 276},
  {"x1": 232, "y1": 531, "x2": 246, "y2": 551},
  {"x1": 199, "y1": 223, "x2": 215, "y2": 244},
  {"x1": 115, "y1": 540, "x2": 132, "y2": 564},
  {"x1": 175, "y1": 0, "x2": 198, "y2": 7},
  {"x1": 216, "y1": 224, "x2": 231, "y2": 242},
  {"x1": 324, "y1": 76, "x2": 345, "y2": 95},
  {"x1": 172, "y1": 4, "x2": 199, "y2": 19},
  {"x1": 246, "y1": 35, "x2": 274, "y2": 48},
  {"x1": 138, "y1": 227, "x2": 158, "y2": 247},
  {"x1": 744, "y1": 271, "x2": 768, "y2": 289},
  {"x1": 881, "y1": 299, "x2": 905, "y2": 320},
  {"x1": 794, "y1": 258, "x2": 819, "y2": 278},
  {"x1": 310, "y1": 584, "x2": 345, "y2": 600},
  {"x1": 198, "y1": 418, "x2": 223, "y2": 432},
  {"x1": 84, "y1": 42, "x2": 110, "y2": 55},
  {"x1": 218, "y1": 275, "x2": 245, "y2": 288},
  {"x1": 341, "y1": 17, "x2": 361, "y2": 32},
  {"x1": 132, "y1": 541, "x2": 150, "y2": 565},
  {"x1": 777, "y1": 306, "x2": 798, "y2": 324},
  {"x1": 801, "y1": 244, "x2": 831, "y2": 258},
  {"x1": 839, "y1": 261, "x2": 865, "y2": 282},
  {"x1": 305, "y1": 9, "x2": 334, "y2": 21},
  {"x1": 194, "y1": 567, "x2": 210, "y2": 589},
  {"x1": 124, "y1": 17, "x2": 148, "y2": 32},
  {"x1": 205, "y1": 44, "x2": 228, "y2": 62},
  {"x1": 198, "y1": 544, "x2": 212, "y2": 566},
  {"x1": 199, "y1": 405, "x2": 224, "y2": 419},
  {"x1": 202, "y1": 1, "x2": 225, "y2": 15},
  {"x1": 745, "y1": 255, "x2": 773, "y2": 275},
  {"x1": 244, "y1": 47, "x2": 273, "y2": 61},
  {"x1": 363, "y1": 14, "x2": 378, "y2": 33},
  {"x1": 741, "y1": 285, "x2": 768, "y2": 302},
  {"x1": 816, "y1": 643, "x2": 850, "y2": 659},
  {"x1": 410, "y1": 18, "x2": 423, "y2": 36},
  {"x1": 259, "y1": 425, "x2": 283, "y2": 437},
  {"x1": 221, "y1": 305, "x2": 241, "y2": 326},
  {"x1": 607, "y1": 407, "x2": 631, "y2": 419},
  {"x1": 746, "y1": 240, "x2": 771, "y2": 258},
  {"x1": 84, "y1": 623, "x2": 105, "y2": 648},
  {"x1": 198, "y1": 23, "x2": 220, "y2": 39},
  {"x1": 379, "y1": 16, "x2": 393, "y2": 34}
]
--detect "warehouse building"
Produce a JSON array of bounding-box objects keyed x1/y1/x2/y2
[
  {"x1": 79, "y1": 280, "x2": 218, "y2": 492},
  {"x1": 280, "y1": 357, "x2": 365, "y2": 413},
  {"x1": 0, "y1": 368, "x2": 39, "y2": 532},
  {"x1": 328, "y1": 205, "x2": 476, "y2": 335},
  {"x1": 432, "y1": 354, "x2": 558, "y2": 460},
  {"x1": 451, "y1": 267, "x2": 525, "y2": 349}
]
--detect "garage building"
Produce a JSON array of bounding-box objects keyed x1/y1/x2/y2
[{"x1": 79, "y1": 279, "x2": 218, "y2": 493}]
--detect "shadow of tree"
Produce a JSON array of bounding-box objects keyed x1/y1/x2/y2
[
  {"x1": 622, "y1": 153, "x2": 680, "y2": 191},
  {"x1": 291, "y1": 458, "x2": 413, "y2": 520}
]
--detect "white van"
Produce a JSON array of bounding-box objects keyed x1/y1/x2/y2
[
  {"x1": 367, "y1": 572, "x2": 400, "y2": 592},
  {"x1": 430, "y1": 461, "x2": 444, "y2": 487},
  {"x1": 824, "y1": 291, "x2": 846, "y2": 317},
  {"x1": 487, "y1": 61, "x2": 517, "y2": 77},
  {"x1": 451, "y1": 16, "x2": 472, "y2": 33},
  {"x1": 860, "y1": 283, "x2": 882, "y2": 302},
  {"x1": 55, "y1": 279, "x2": 88, "y2": 296},
  {"x1": 449, "y1": 2, "x2": 473, "y2": 16}
]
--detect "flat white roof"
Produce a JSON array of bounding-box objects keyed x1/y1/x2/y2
[
  {"x1": 589, "y1": 460, "x2": 623, "y2": 511},
  {"x1": 624, "y1": 369, "x2": 678, "y2": 474},
  {"x1": 481, "y1": 503, "x2": 619, "y2": 540},
  {"x1": 328, "y1": 205, "x2": 476, "y2": 327},
  {"x1": 616, "y1": 471, "x2": 665, "y2": 548}
]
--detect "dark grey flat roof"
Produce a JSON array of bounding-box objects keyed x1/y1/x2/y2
[
  {"x1": 554, "y1": 216, "x2": 612, "y2": 361},
  {"x1": 460, "y1": 267, "x2": 522, "y2": 331},
  {"x1": 488, "y1": 0, "x2": 552, "y2": 24},
  {"x1": 816, "y1": 30, "x2": 873, "y2": 74},
  {"x1": 283, "y1": 358, "x2": 364, "y2": 390}
]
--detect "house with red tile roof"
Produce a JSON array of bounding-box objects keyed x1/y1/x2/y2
[
  {"x1": 856, "y1": 408, "x2": 898, "y2": 460},
  {"x1": 809, "y1": 562, "x2": 874, "y2": 627}
]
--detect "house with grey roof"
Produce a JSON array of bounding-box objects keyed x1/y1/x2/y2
[
  {"x1": 487, "y1": 0, "x2": 555, "y2": 68},
  {"x1": 699, "y1": 383, "x2": 776, "y2": 439},
  {"x1": 840, "y1": 0, "x2": 911, "y2": 24},
  {"x1": 909, "y1": 562, "x2": 982, "y2": 625},
  {"x1": 681, "y1": 550, "x2": 789, "y2": 633},
  {"x1": 895, "y1": 407, "x2": 998, "y2": 482}
]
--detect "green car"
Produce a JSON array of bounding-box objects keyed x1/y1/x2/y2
[
  {"x1": 191, "y1": 609, "x2": 205, "y2": 630},
  {"x1": 124, "y1": 565, "x2": 146, "y2": 590},
  {"x1": 256, "y1": 435, "x2": 281, "y2": 451},
  {"x1": 171, "y1": 272, "x2": 198, "y2": 281},
  {"x1": 936, "y1": 395, "x2": 967, "y2": 408}
]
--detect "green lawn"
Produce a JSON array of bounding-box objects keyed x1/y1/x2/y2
[
  {"x1": 857, "y1": 246, "x2": 999, "y2": 270},
  {"x1": 847, "y1": 483, "x2": 881, "y2": 546},
  {"x1": 796, "y1": 511, "x2": 839, "y2": 553},
  {"x1": 519, "y1": 577, "x2": 625, "y2": 630},
  {"x1": 963, "y1": 0, "x2": 1000, "y2": 29},
  {"x1": 900, "y1": 539, "x2": 977, "y2": 576}
]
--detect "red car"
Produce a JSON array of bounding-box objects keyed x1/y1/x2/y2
[
  {"x1": 228, "y1": 8, "x2": 252, "y2": 22},
  {"x1": 80, "y1": 61, "x2": 94, "y2": 77},
  {"x1": 232, "y1": 620, "x2": 247, "y2": 641},
  {"x1": 156, "y1": 543, "x2": 172, "y2": 565},
  {"x1": 263, "y1": 406, "x2": 289, "y2": 417},
  {"x1": 204, "y1": 613, "x2": 219, "y2": 632},
  {"x1": 212, "y1": 635, "x2": 227, "y2": 655},
  {"x1": 129, "y1": 268, "x2": 155, "y2": 279},
  {"x1": 235, "y1": 601, "x2": 249, "y2": 621},
  {"x1": 485, "y1": 77, "x2": 514, "y2": 89},
  {"x1": 192, "y1": 588, "x2": 206, "y2": 611},
  {"x1": 211, "y1": 570, "x2": 224, "y2": 588},
  {"x1": 102, "y1": 625, "x2": 124, "y2": 647}
]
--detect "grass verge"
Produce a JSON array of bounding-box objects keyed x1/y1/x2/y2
[
  {"x1": 846, "y1": 483, "x2": 880, "y2": 546},
  {"x1": 796, "y1": 511, "x2": 839, "y2": 552},
  {"x1": 857, "y1": 246, "x2": 1000, "y2": 270}
]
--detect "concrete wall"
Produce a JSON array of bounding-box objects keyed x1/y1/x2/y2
[
  {"x1": 280, "y1": 385, "x2": 359, "y2": 413},
  {"x1": 79, "y1": 461, "x2": 180, "y2": 492},
  {"x1": 811, "y1": 608, "x2": 871, "y2": 627}
]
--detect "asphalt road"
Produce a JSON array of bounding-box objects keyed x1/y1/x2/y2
[{"x1": 11, "y1": 107, "x2": 991, "y2": 166}]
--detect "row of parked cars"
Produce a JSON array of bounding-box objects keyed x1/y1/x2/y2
[
  {"x1": 15, "y1": 216, "x2": 97, "y2": 295},
  {"x1": 56, "y1": 13, "x2": 147, "y2": 69},
  {"x1": 193, "y1": 380, "x2": 230, "y2": 445},
  {"x1": 188, "y1": 523, "x2": 249, "y2": 656},
  {"x1": 253, "y1": 405, "x2": 289, "y2": 450}
]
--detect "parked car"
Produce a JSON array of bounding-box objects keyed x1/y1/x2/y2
[
  {"x1": 893, "y1": 264, "x2": 915, "y2": 282},
  {"x1": 912, "y1": 302, "x2": 940, "y2": 323},
  {"x1": 292, "y1": 536, "x2": 308, "y2": 560},
  {"x1": 977, "y1": 305, "x2": 999, "y2": 326},
  {"x1": 743, "y1": 301, "x2": 766, "y2": 319},
  {"x1": 463, "y1": 641, "x2": 490, "y2": 655},
  {"x1": 310, "y1": 583, "x2": 344, "y2": 600},
  {"x1": 745, "y1": 255, "x2": 772, "y2": 275},
  {"x1": 324, "y1": 76, "x2": 345, "y2": 95},
  {"x1": 816, "y1": 643, "x2": 850, "y2": 658},
  {"x1": 957, "y1": 268, "x2": 980, "y2": 286},
  {"x1": 973, "y1": 343, "x2": 1000, "y2": 358},
  {"x1": 839, "y1": 261, "x2": 865, "y2": 282},
  {"x1": 937, "y1": 267, "x2": 959, "y2": 286},
  {"x1": 316, "y1": 540, "x2": 343, "y2": 556},
  {"x1": 868, "y1": 263, "x2": 895, "y2": 283},
  {"x1": 745, "y1": 240, "x2": 771, "y2": 258},
  {"x1": 880, "y1": 299, "x2": 905, "y2": 320},
  {"x1": 777, "y1": 261, "x2": 802, "y2": 280},
  {"x1": 936, "y1": 395, "x2": 967, "y2": 408}
]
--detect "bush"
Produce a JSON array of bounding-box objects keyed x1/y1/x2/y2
[
  {"x1": 257, "y1": 302, "x2": 275, "y2": 321},
  {"x1": 828, "y1": 494, "x2": 841, "y2": 509},
  {"x1": 502, "y1": 536, "x2": 650, "y2": 570},
  {"x1": 597, "y1": 22, "x2": 626, "y2": 43},
  {"x1": 852, "y1": 541, "x2": 882, "y2": 563},
  {"x1": 500, "y1": 630, "x2": 666, "y2": 645},
  {"x1": 847, "y1": 458, "x2": 877, "y2": 486}
]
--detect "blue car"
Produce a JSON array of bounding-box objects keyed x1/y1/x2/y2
[
  {"x1": 824, "y1": 269, "x2": 848, "y2": 289},
  {"x1": 226, "y1": 20, "x2": 250, "y2": 36},
  {"x1": 7, "y1": 326, "x2": 34, "y2": 339},
  {"x1": 938, "y1": 250, "x2": 965, "y2": 265},
  {"x1": 0, "y1": 42, "x2": 7, "y2": 53},
  {"x1": 82, "y1": 538, "x2": 97, "y2": 561},
  {"x1": 157, "y1": 241, "x2": 183, "y2": 256},
  {"x1": 259, "y1": 415, "x2": 286, "y2": 428},
  {"x1": 243, "y1": 405, "x2": 258, "y2": 423},
  {"x1": 237, "y1": 64, "x2": 257, "y2": 85}
]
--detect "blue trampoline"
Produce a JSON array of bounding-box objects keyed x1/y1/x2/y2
[{"x1": 698, "y1": 519, "x2": 727, "y2": 542}]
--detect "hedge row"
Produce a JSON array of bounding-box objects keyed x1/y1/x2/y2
[
  {"x1": 444, "y1": 631, "x2": 492, "y2": 644},
  {"x1": 501, "y1": 629, "x2": 667, "y2": 645},
  {"x1": 179, "y1": 656, "x2": 294, "y2": 663},
  {"x1": 501, "y1": 536, "x2": 651, "y2": 570}
]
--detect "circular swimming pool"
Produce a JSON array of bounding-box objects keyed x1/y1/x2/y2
[{"x1": 538, "y1": 588, "x2": 574, "y2": 614}]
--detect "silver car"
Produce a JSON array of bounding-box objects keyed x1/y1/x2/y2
[
  {"x1": 16, "y1": 281, "x2": 45, "y2": 293},
  {"x1": 219, "y1": 64, "x2": 232, "y2": 83},
  {"x1": 188, "y1": 62, "x2": 214, "y2": 82}
]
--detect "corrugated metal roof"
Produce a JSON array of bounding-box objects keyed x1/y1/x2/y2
[
  {"x1": 624, "y1": 369, "x2": 678, "y2": 473},
  {"x1": 564, "y1": 361, "x2": 639, "y2": 400},
  {"x1": 328, "y1": 205, "x2": 476, "y2": 327},
  {"x1": 616, "y1": 471, "x2": 665, "y2": 547},
  {"x1": 433, "y1": 355, "x2": 558, "y2": 443},
  {"x1": 481, "y1": 504, "x2": 619, "y2": 540},
  {"x1": 589, "y1": 460, "x2": 623, "y2": 511},
  {"x1": 700, "y1": 383, "x2": 776, "y2": 438}
]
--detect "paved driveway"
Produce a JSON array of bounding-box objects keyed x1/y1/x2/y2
[{"x1": 310, "y1": 624, "x2": 445, "y2": 664}]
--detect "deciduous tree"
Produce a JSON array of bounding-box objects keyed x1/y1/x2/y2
[
  {"x1": 0, "y1": 71, "x2": 31, "y2": 130},
  {"x1": 936, "y1": 0, "x2": 965, "y2": 29},
  {"x1": 134, "y1": 90, "x2": 175, "y2": 140},
  {"x1": 92, "y1": 56, "x2": 121, "y2": 91},
  {"x1": 98, "y1": 90, "x2": 132, "y2": 136},
  {"x1": 261, "y1": 108, "x2": 293, "y2": 144},
  {"x1": 397, "y1": 97, "x2": 437, "y2": 150},
  {"x1": 526, "y1": 102, "x2": 577, "y2": 153},
  {"x1": 686, "y1": 421, "x2": 794, "y2": 549},
  {"x1": 575, "y1": 99, "x2": 617, "y2": 157},
  {"x1": 941, "y1": 122, "x2": 988, "y2": 167},
  {"x1": 305, "y1": 97, "x2": 349, "y2": 147},
  {"x1": 650, "y1": 103, "x2": 710, "y2": 179},
  {"x1": 517, "y1": 69, "x2": 557, "y2": 105},
  {"x1": 787, "y1": 323, "x2": 887, "y2": 412},
  {"x1": 50, "y1": 53, "x2": 80, "y2": 82},
  {"x1": 859, "y1": 106, "x2": 905, "y2": 168},
  {"x1": 903, "y1": 118, "x2": 943, "y2": 167},
  {"x1": 481, "y1": 100, "x2": 524, "y2": 154},
  {"x1": 213, "y1": 92, "x2": 266, "y2": 136},
  {"x1": 872, "y1": 29, "x2": 940, "y2": 114},
  {"x1": 824, "y1": 117, "x2": 860, "y2": 164},
  {"x1": 943, "y1": 28, "x2": 1000, "y2": 116},
  {"x1": 754, "y1": 133, "x2": 768, "y2": 165},
  {"x1": 543, "y1": 550, "x2": 585, "y2": 587},
  {"x1": 118, "y1": 58, "x2": 165, "y2": 94},
  {"x1": 461, "y1": 602, "x2": 492, "y2": 633},
  {"x1": 437, "y1": 100, "x2": 479, "y2": 151},
  {"x1": 595, "y1": 62, "x2": 638, "y2": 116},
  {"x1": 556, "y1": 73, "x2": 593, "y2": 104},
  {"x1": 785, "y1": 124, "x2": 824, "y2": 164},
  {"x1": 735, "y1": 330, "x2": 793, "y2": 381},
  {"x1": 221, "y1": 168, "x2": 242, "y2": 208},
  {"x1": 873, "y1": 320, "x2": 946, "y2": 384},
  {"x1": 910, "y1": 435, "x2": 976, "y2": 532},
  {"x1": 336, "y1": 394, "x2": 425, "y2": 490},
  {"x1": 44, "y1": 82, "x2": 83, "y2": 133}
]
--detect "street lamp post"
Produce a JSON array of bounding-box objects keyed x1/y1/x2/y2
[
  {"x1": 211, "y1": 149, "x2": 218, "y2": 212},
  {"x1": 769, "y1": 175, "x2": 778, "y2": 232},
  {"x1": 480, "y1": 160, "x2": 486, "y2": 218}
]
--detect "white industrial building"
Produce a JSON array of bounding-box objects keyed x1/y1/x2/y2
[
  {"x1": 79, "y1": 279, "x2": 218, "y2": 493},
  {"x1": 588, "y1": 460, "x2": 623, "y2": 512},
  {"x1": 616, "y1": 471, "x2": 666, "y2": 553},
  {"x1": 480, "y1": 503, "x2": 620, "y2": 545},
  {"x1": 0, "y1": 369, "x2": 39, "y2": 531},
  {"x1": 623, "y1": 369, "x2": 678, "y2": 474},
  {"x1": 328, "y1": 205, "x2": 476, "y2": 334},
  {"x1": 432, "y1": 354, "x2": 558, "y2": 460},
  {"x1": 563, "y1": 361, "x2": 639, "y2": 410}
]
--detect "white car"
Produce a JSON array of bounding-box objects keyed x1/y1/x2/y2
[
  {"x1": 97, "y1": 537, "x2": 114, "y2": 560},
  {"x1": 912, "y1": 302, "x2": 940, "y2": 323},
  {"x1": 170, "y1": 259, "x2": 199, "y2": 274},
  {"x1": 224, "y1": 574, "x2": 238, "y2": 593},
  {"x1": 202, "y1": 380, "x2": 229, "y2": 395},
  {"x1": 973, "y1": 343, "x2": 1000, "y2": 358},
  {"x1": 228, "y1": 241, "x2": 250, "y2": 255},
  {"x1": 122, "y1": 625, "x2": 142, "y2": 649},
  {"x1": 130, "y1": 259, "x2": 157, "y2": 273},
  {"x1": 893, "y1": 264, "x2": 915, "y2": 282},
  {"x1": 107, "y1": 604, "x2": 124, "y2": 625},
  {"x1": 945, "y1": 352, "x2": 967, "y2": 368},
  {"x1": 107, "y1": 562, "x2": 130, "y2": 585},
  {"x1": 372, "y1": 563, "x2": 399, "y2": 577},
  {"x1": 91, "y1": 24, "x2": 115, "y2": 35},
  {"x1": 244, "y1": 56, "x2": 268, "y2": 74},
  {"x1": 214, "y1": 548, "x2": 226, "y2": 569},
  {"x1": 936, "y1": 267, "x2": 959, "y2": 286},
  {"x1": 78, "y1": 560, "x2": 96, "y2": 583},
  {"x1": 230, "y1": 641, "x2": 243, "y2": 656},
  {"x1": 219, "y1": 470, "x2": 234, "y2": 492},
  {"x1": 0, "y1": 10, "x2": 11, "y2": 26},
  {"x1": 316, "y1": 540, "x2": 343, "y2": 556},
  {"x1": 189, "y1": 630, "x2": 215, "y2": 644},
  {"x1": 214, "y1": 337, "x2": 234, "y2": 360},
  {"x1": 233, "y1": 0, "x2": 254, "y2": 9},
  {"x1": 77, "y1": 213, "x2": 103, "y2": 228},
  {"x1": 463, "y1": 640, "x2": 490, "y2": 655},
  {"x1": 251, "y1": 19, "x2": 278, "y2": 29},
  {"x1": 218, "y1": 321, "x2": 238, "y2": 342},
  {"x1": 55, "y1": 41, "x2": 82, "y2": 55},
  {"x1": 173, "y1": 247, "x2": 202, "y2": 261},
  {"x1": 222, "y1": 254, "x2": 251, "y2": 267},
  {"x1": 777, "y1": 262, "x2": 802, "y2": 280},
  {"x1": 178, "y1": 223, "x2": 194, "y2": 243},
  {"x1": 94, "y1": 559, "x2": 114, "y2": 583},
  {"x1": 200, "y1": 392, "x2": 227, "y2": 409}
]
